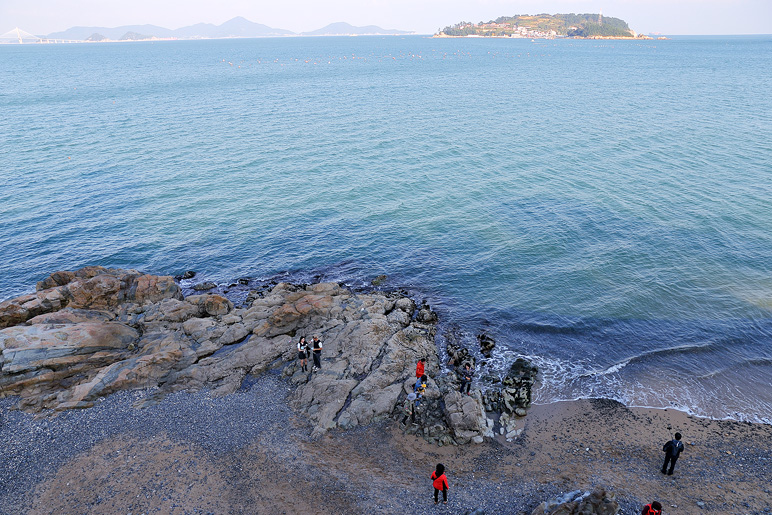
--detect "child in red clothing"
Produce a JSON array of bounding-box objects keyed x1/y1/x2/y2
[{"x1": 431, "y1": 463, "x2": 448, "y2": 504}]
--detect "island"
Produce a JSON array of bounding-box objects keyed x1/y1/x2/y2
[{"x1": 436, "y1": 13, "x2": 655, "y2": 40}]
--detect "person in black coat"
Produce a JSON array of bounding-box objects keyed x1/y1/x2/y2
[{"x1": 662, "y1": 432, "x2": 685, "y2": 475}]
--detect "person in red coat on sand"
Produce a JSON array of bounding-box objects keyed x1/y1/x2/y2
[
  {"x1": 416, "y1": 358, "x2": 425, "y2": 378},
  {"x1": 431, "y1": 463, "x2": 449, "y2": 504}
]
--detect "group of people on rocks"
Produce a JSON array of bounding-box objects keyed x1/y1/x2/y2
[
  {"x1": 294, "y1": 341, "x2": 685, "y2": 510},
  {"x1": 295, "y1": 335, "x2": 323, "y2": 372}
]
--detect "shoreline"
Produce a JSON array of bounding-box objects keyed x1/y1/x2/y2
[{"x1": 3, "y1": 383, "x2": 770, "y2": 514}]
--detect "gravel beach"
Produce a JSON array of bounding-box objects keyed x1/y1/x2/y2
[{"x1": 2, "y1": 373, "x2": 770, "y2": 515}]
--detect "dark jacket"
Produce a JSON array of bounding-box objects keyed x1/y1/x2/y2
[{"x1": 663, "y1": 439, "x2": 684, "y2": 457}]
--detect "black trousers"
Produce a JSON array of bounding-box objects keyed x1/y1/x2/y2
[
  {"x1": 460, "y1": 380, "x2": 471, "y2": 394},
  {"x1": 313, "y1": 352, "x2": 321, "y2": 368},
  {"x1": 434, "y1": 487, "x2": 447, "y2": 503},
  {"x1": 662, "y1": 454, "x2": 679, "y2": 474}
]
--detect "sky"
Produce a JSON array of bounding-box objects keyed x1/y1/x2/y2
[{"x1": 2, "y1": 0, "x2": 771, "y2": 36}]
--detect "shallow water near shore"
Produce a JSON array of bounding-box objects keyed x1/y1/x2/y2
[{"x1": 1, "y1": 35, "x2": 771, "y2": 423}]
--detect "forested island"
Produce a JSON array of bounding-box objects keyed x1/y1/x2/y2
[{"x1": 437, "y1": 13, "x2": 654, "y2": 39}]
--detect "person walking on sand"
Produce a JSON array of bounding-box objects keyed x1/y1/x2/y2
[
  {"x1": 642, "y1": 501, "x2": 662, "y2": 515},
  {"x1": 431, "y1": 463, "x2": 449, "y2": 505},
  {"x1": 311, "y1": 335, "x2": 323, "y2": 371},
  {"x1": 661, "y1": 432, "x2": 685, "y2": 475},
  {"x1": 297, "y1": 336, "x2": 310, "y2": 372},
  {"x1": 415, "y1": 358, "x2": 425, "y2": 379},
  {"x1": 401, "y1": 393, "x2": 417, "y2": 425},
  {"x1": 459, "y1": 362, "x2": 474, "y2": 395}
]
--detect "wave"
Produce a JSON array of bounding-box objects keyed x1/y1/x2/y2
[{"x1": 579, "y1": 341, "x2": 717, "y2": 378}]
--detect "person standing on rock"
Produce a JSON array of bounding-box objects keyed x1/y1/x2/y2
[
  {"x1": 415, "y1": 358, "x2": 425, "y2": 379},
  {"x1": 311, "y1": 335, "x2": 323, "y2": 371},
  {"x1": 297, "y1": 337, "x2": 310, "y2": 372},
  {"x1": 642, "y1": 501, "x2": 662, "y2": 515},
  {"x1": 459, "y1": 362, "x2": 474, "y2": 395},
  {"x1": 431, "y1": 463, "x2": 449, "y2": 505},
  {"x1": 661, "y1": 432, "x2": 685, "y2": 475},
  {"x1": 401, "y1": 393, "x2": 417, "y2": 425}
]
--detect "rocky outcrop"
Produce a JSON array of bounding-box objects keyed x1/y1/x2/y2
[
  {"x1": 531, "y1": 488, "x2": 619, "y2": 515},
  {"x1": 0, "y1": 267, "x2": 181, "y2": 329},
  {"x1": 483, "y1": 357, "x2": 538, "y2": 439},
  {"x1": 0, "y1": 267, "x2": 536, "y2": 444}
]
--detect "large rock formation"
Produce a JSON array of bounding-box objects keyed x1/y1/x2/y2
[{"x1": 0, "y1": 267, "x2": 536, "y2": 444}]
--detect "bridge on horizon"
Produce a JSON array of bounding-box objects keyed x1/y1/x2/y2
[{"x1": 0, "y1": 27, "x2": 81, "y2": 44}]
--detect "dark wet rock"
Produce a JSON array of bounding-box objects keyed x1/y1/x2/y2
[
  {"x1": 192, "y1": 281, "x2": 217, "y2": 291},
  {"x1": 446, "y1": 328, "x2": 475, "y2": 369},
  {"x1": 371, "y1": 274, "x2": 388, "y2": 286},
  {"x1": 416, "y1": 301, "x2": 438, "y2": 324},
  {"x1": 477, "y1": 332, "x2": 495, "y2": 357}
]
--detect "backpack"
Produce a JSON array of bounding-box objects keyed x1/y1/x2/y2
[
  {"x1": 642, "y1": 504, "x2": 661, "y2": 515},
  {"x1": 663, "y1": 439, "x2": 683, "y2": 455}
]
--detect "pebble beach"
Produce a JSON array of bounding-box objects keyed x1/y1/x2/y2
[{"x1": 3, "y1": 372, "x2": 770, "y2": 515}]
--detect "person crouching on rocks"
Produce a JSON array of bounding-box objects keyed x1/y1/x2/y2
[
  {"x1": 459, "y1": 362, "x2": 474, "y2": 395},
  {"x1": 311, "y1": 335, "x2": 323, "y2": 371},
  {"x1": 401, "y1": 393, "x2": 417, "y2": 425},
  {"x1": 431, "y1": 463, "x2": 449, "y2": 505},
  {"x1": 414, "y1": 375, "x2": 427, "y2": 406},
  {"x1": 297, "y1": 337, "x2": 310, "y2": 372}
]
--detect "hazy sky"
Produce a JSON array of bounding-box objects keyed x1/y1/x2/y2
[{"x1": 3, "y1": 0, "x2": 771, "y2": 36}]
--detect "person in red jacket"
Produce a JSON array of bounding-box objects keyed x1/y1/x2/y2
[
  {"x1": 642, "y1": 501, "x2": 662, "y2": 515},
  {"x1": 431, "y1": 463, "x2": 448, "y2": 504},
  {"x1": 415, "y1": 358, "x2": 426, "y2": 378}
]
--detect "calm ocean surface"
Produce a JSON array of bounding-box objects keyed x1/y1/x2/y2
[{"x1": 1, "y1": 35, "x2": 771, "y2": 422}]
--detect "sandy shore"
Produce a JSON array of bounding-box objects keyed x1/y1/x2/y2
[{"x1": 2, "y1": 375, "x2": 770, "y2": 515}]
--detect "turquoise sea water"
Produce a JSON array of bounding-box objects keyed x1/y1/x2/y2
[{"x1": 1, "y1": 35, "x2": 771, "y2": 422}]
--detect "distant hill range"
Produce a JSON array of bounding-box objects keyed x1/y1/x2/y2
[
  {"x1": 300, "y1": 22, "x2": 409, "y2": 36},
  {"x1": 439, "y1": 13, "x2": 640, "y2": 38},
  {"x1": 46, "y1": 17, "x2": 412, "y2": 41}
]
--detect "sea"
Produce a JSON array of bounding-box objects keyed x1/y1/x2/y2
[{"x1": 1, "y1": 35, "x2": 771, "y2": 424}]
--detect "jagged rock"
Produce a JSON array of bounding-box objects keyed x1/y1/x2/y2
[
  {"x1": 394, "y1": 298, "x2": 415, "y2": 316},
  {"x1": 531, "y1": 488, "x2": 619, "y2": 515},
  {"x1": 0, "y1": 268, "x2": 180, "y2": 329},
  {"x1": 416, "y1": 302, "x2": 438, "y2": 324},
  {"x1": 477, "y1": 333, "x2": 495, "y2": 357}
]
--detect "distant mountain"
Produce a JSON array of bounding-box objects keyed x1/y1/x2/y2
[
  {"x1": 47, "y1": 17, "x2": 293, "y2": 40},
  {"x1": 302, "y1": 22, "x2": 412, "y2": 36},
  {"x1": 174, "y1": 16, "x2": 294, "y2": 38},
  {"x1": 46, "y1": 17, "x2": 411, "y2": 41},
  {"x1": 48, "y1": 24, "x2": 174, "y2": 40}
]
